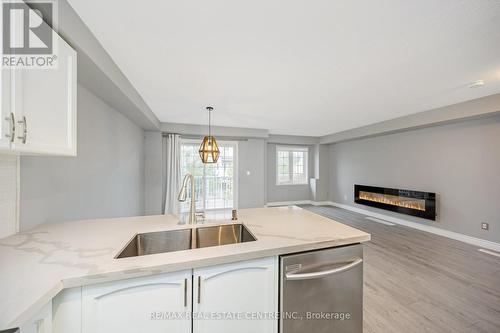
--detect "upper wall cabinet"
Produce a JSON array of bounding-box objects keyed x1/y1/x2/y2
[
  {"x1": 0, "y1": 68, "x2": 13, "y2": 151},
  {"x1": 0, "y1": 3, "x2": 77, "y2": 156},
  {"x1": 11, "y1": 36, "x2": 77, "y2": 156}
]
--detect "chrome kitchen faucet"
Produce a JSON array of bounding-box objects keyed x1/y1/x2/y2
[{"x1": 177, "y1": 173, "x2": 198, "y2": 224}]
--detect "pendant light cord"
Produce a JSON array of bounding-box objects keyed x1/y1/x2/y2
[{"x1": 207, "y1": 106, "x2": 213, "y2": 138}]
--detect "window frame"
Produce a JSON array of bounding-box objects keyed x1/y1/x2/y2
[
  {"x1": 179, "y1": 138, "x2": 239, "y2": 211},
  {"x1": 275, "y1": 145, "x2": 309, "y2": 186}
]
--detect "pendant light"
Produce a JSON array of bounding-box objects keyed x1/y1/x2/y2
[{"x1": 199, "y1": 106, "x2": 220, "y2": 163}]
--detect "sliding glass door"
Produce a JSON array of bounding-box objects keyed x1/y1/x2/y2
[{"x1": 179, "y1": 140, "x2": 238, "y2": 213}]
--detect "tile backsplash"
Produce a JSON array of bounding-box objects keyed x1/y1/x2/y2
[{"x1": 0, "y1": 155, "x2": 18, "y2": 238}]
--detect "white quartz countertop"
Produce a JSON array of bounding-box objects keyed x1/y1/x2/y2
[{"x1": 0, "y1": 206, "x2": 370, "y2": 329}]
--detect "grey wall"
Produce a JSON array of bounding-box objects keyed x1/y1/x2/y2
[
  {"x1": 20, "y1": 85, "x2": 145, "y2": 230},
  {"x1": 329, "y1": 115, "x2": 500, "y2": 243},
  {"x1": 238, "y1": 139, "x2": 267, "y2": 208},
  {"x1": 144, "y1": 131, "x2": 164, "y2": 215},
  {"x1": 313, "y1": 144, "x2": 330, "y2": 202},
  {"x1": 268, "y1": 135, "x2": 319, "y2": 145},
  {"x1": 266, "y1": 143, "x2": 314, "y2": 203}
]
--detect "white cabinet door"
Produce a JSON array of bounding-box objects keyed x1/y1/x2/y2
[
  {"x1": 53, "y1": 287, "x2": 82, "y2": 333},
  {"x1": 19, "y1": 301, "x2": 52, "y2": 333},
  {"x1": 193, "y1": 257, "x2": 278, "y2": 333},
  {"x1": 0, "y1": 2, "x2": 11, "y2": 152},
  {"x1": 11, "y1": 30, "x2": 77, "y2": 156},
  {"x1": 1, "y1": 66, "x2": 14, "y2": 152},
  {"x1": 82, "y1": 271, "x2": 192, "y2": 333}
]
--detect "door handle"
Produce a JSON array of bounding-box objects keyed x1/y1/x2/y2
[
  {"x1": 17, "y1": 116, "x2": 27, "y2": 144},
  {"x1": 184, "y1": 278, "x2": 188, "y2": 307},
  {"x1": 285, "y1": 258, "x2": 363, "y2": 281},
  {"x1": 197, "y1": 276, "x2": 201, "y2": 304},
  {"x1": 4, "y1": 113, "x2": 15, "y2": 143}
]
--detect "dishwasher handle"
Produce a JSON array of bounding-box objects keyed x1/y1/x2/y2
[{"x1": 285, "y1": 258, "x2": 363, "y2": 281}]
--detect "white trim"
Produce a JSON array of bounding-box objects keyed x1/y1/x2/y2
[
  {"x1": 478, "y1": 249, "x2": 500, "y2": 258},
  {"x1": 232, "y1": 141, "x2": 239, "y2": 209},
  {"x1": 365, "y1": 217, "x2": 396, "y2": 226},
  {"x1": 264, "y1": 199, "x2": 500, "y2": 252},
  {"x1": 15, "y1": 156, "x2": 20, "y2": 233},
  {"x1": 276, "y1": 145, "x2": 309, "y2": 152},
  {"x1": 180, "y1": 139, "x2": 238, "y2": 210},
  {"x1": 265, "y1": 200, "x2": 312, "y2": 207},
  {"x1": 329, "y1": 201, "x2": 500, "y2": 253},
  {"x1": 180, "y1": 138, "x2": 201, "y2": 145},
  {"x1": 266, "y1": 200, "x2": 331, "y2": 207},
  {"x1": 275, "y1": 146, "x2": 309, "y2": 186}
]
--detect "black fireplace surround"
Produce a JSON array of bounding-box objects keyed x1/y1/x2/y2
[{"x1": 354, "y1": 185, "x2": 436, "y2": 221}]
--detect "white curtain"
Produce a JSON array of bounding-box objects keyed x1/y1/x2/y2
[{"x1": 163, "y1": 134, "x2": 181, "y2": 215}]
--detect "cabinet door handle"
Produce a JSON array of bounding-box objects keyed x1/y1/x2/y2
[
  {"x1": 197, "y1": 276, "x2": 201, "y2": 304},
  {"x1": 184, "y1": 278, "x2": 188, "y2": 307},
  {"x1": 4, "y1": 113, "x2": 15, "y2": 143},
  {"x1": 17, "y1": 116, "x2": 27, "y2": 144}
]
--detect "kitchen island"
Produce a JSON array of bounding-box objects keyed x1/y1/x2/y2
[{"x1": 0, "y1": 206, "x2": 370, "y2": 332}]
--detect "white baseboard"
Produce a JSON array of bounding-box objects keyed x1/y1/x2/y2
[
  {"x1": 265, "y1": 199, "x2": 500, "y2": 252},
  {"x1": 329, "y1": 202, "x2": 500, "y2": 253},
  {"x1": 478, "y1": 248, "x2": 500, "y2": 258},
  {"x1": 265, "y1": 200, "x2": 330, "y2": 207},
  {"x1": 265, "y1": 200, "x2": 312, "y2": 207},
  {"x1": 311, "y1": 201, "x2": 332, "y2": 206},
  {"x1": 365, "y1": 217, "x2": 396, "y2": 226}
]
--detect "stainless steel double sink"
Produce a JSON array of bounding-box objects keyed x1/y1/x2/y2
[{"x1": 116, "y1": 223, "x2": 256, "y2": 259}]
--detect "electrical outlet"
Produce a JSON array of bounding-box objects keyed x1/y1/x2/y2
[{"x1": 481, "y1": 223, "x2": 489, "y2": 231}]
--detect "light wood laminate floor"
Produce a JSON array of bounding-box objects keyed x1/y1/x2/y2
[{"x1": 301, "y1": 205, "x2": 500, "y2": 333}]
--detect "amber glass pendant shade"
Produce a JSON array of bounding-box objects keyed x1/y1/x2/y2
[
  {"x1": 199, "y1": 106, "x2": 220, "y2": 163},
  {"x1": 199, "y1": 135, "x2": 220, "y2": 163}
]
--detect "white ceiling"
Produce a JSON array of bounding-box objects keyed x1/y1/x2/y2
[{"x1": 68, "y1": 0, "x2": 500, "y2": 136}]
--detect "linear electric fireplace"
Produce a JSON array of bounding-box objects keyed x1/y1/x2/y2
[{"x1": 354, "y1": 185, "x2": 436, "y2": 220}]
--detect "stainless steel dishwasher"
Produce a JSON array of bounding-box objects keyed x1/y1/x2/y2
[{"x1": 280, "y1": 244, "x2": 363, "y2": 333}]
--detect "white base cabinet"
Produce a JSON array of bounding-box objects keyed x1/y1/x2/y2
[
  {"x1": 81, "y1": 270, "x2": 192, "y2": 333},
  {"x1": 53, "y1": 288, "x2": 81, "y2": 333},
  {"x1": 193, "y1": 257, "x2": 278, "y2": 333},
  {"x1": 19, "y1": 302, "x2": 52, "y2": 333},
  {"x1": 51, "y1": 257, "x2": 278, "y2": 333}
]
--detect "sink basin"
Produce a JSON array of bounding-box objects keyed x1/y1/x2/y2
[
  {"x1": 196, "y1": 223, "x2": 257, "y2": 249},
  {"x1": 116, "y1": 224, "x2": 257, "y2": 258},
  {"x1": 116, "y1": 229, "x2": 192, "y2": 258}
]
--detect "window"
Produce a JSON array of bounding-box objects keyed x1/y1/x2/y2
[
  {"x1": 276, "y1": 146, "x2": 309, "y2": 185},
  {"x1": 180, "y1": 140, "x2": 237, "y2": 212}
]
